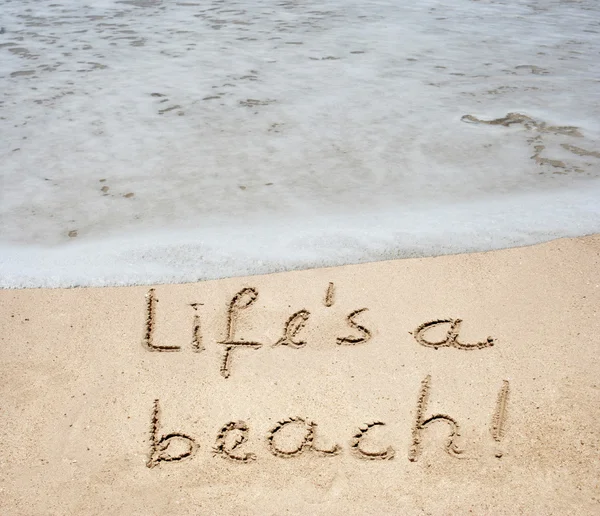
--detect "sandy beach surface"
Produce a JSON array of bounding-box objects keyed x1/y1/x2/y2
[{"x1": 1, "y1": 234, "x2": 599, "y2": 514}]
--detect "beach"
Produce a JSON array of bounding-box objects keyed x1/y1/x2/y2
[
  {"x1": 1, "y1": 0, "x2": 600, "y2": 512},
  {"x1": 1, "y1": 235, "x2": 599, "y2": 514}
]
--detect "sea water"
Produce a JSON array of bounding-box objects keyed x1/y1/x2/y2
[{"x1": 1, "y1": 0, "x2": 599, "y2": 287}]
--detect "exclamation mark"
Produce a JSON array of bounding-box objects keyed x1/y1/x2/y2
[{"x1": 491, "y1": 380, "x2": 510, "y2": 458}]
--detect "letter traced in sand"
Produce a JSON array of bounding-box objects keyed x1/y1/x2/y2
[
  {"x1": 266, "y1": 417, "x2": 341, "y2": 458},
  {"x1": 324, "y1": 282, "x2": 335, "y2": 307},
  {"x1": 147, "y1": 399, "x2": 198, "y2": 468},
  {"x1": 409, "y1": 375, "x2": 464, "y2": 462},
  {"x1": 214, "y1": 421, "x2": 256, "y2": 462},
  {"x1": 336, "y1": 308, "x2": 372, "y2": 345},
  {"x1": 273, "y1": 310, "x2": 310, "y2": 348},
  {"x1": 413, "y1": 318, "x2": 494, "y2": 350},
  {"x1": 190, "y1": 303, "x2": 203, "y2": 352},
  {"x1": 350, "y1": 422, "x2": 395, "y2": 460},
  {"x1": 218, "y1": 288, "x2": 263, "y2": 378},
  {"x1": 491, "y1": 380, "x2": 510, "y2": 443},
  {"x1": 142, "y1": 289, "x2": 181, "y2": 352}
]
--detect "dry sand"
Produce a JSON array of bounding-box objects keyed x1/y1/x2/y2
[{"x1": 1, "y1": 235, "x2": 599, "y2": 515}]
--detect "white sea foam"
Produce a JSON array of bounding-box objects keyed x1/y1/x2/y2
[{"x1": 1, "y1": 0, "x2": 599, "y2": 287}]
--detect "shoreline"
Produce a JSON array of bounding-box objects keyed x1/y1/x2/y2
[
  {"x1": 1, "y1": 231, "x2": 599, "y2": 291},
  {"x1": 2, "y1": 187, "x2": 600, "y2": 289}
]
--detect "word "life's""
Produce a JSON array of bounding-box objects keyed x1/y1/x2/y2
[{"x1": 142, "y1": 286, "x2": 496, "y2": 378}]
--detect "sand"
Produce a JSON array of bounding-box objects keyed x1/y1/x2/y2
[{"x1": 1, "y1": 235, "x2": 599, "y2": 515}]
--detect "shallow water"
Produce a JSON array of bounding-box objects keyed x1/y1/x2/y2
[{"x1": 1, "y1": 0, "x2": 599, "y2": 287}]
